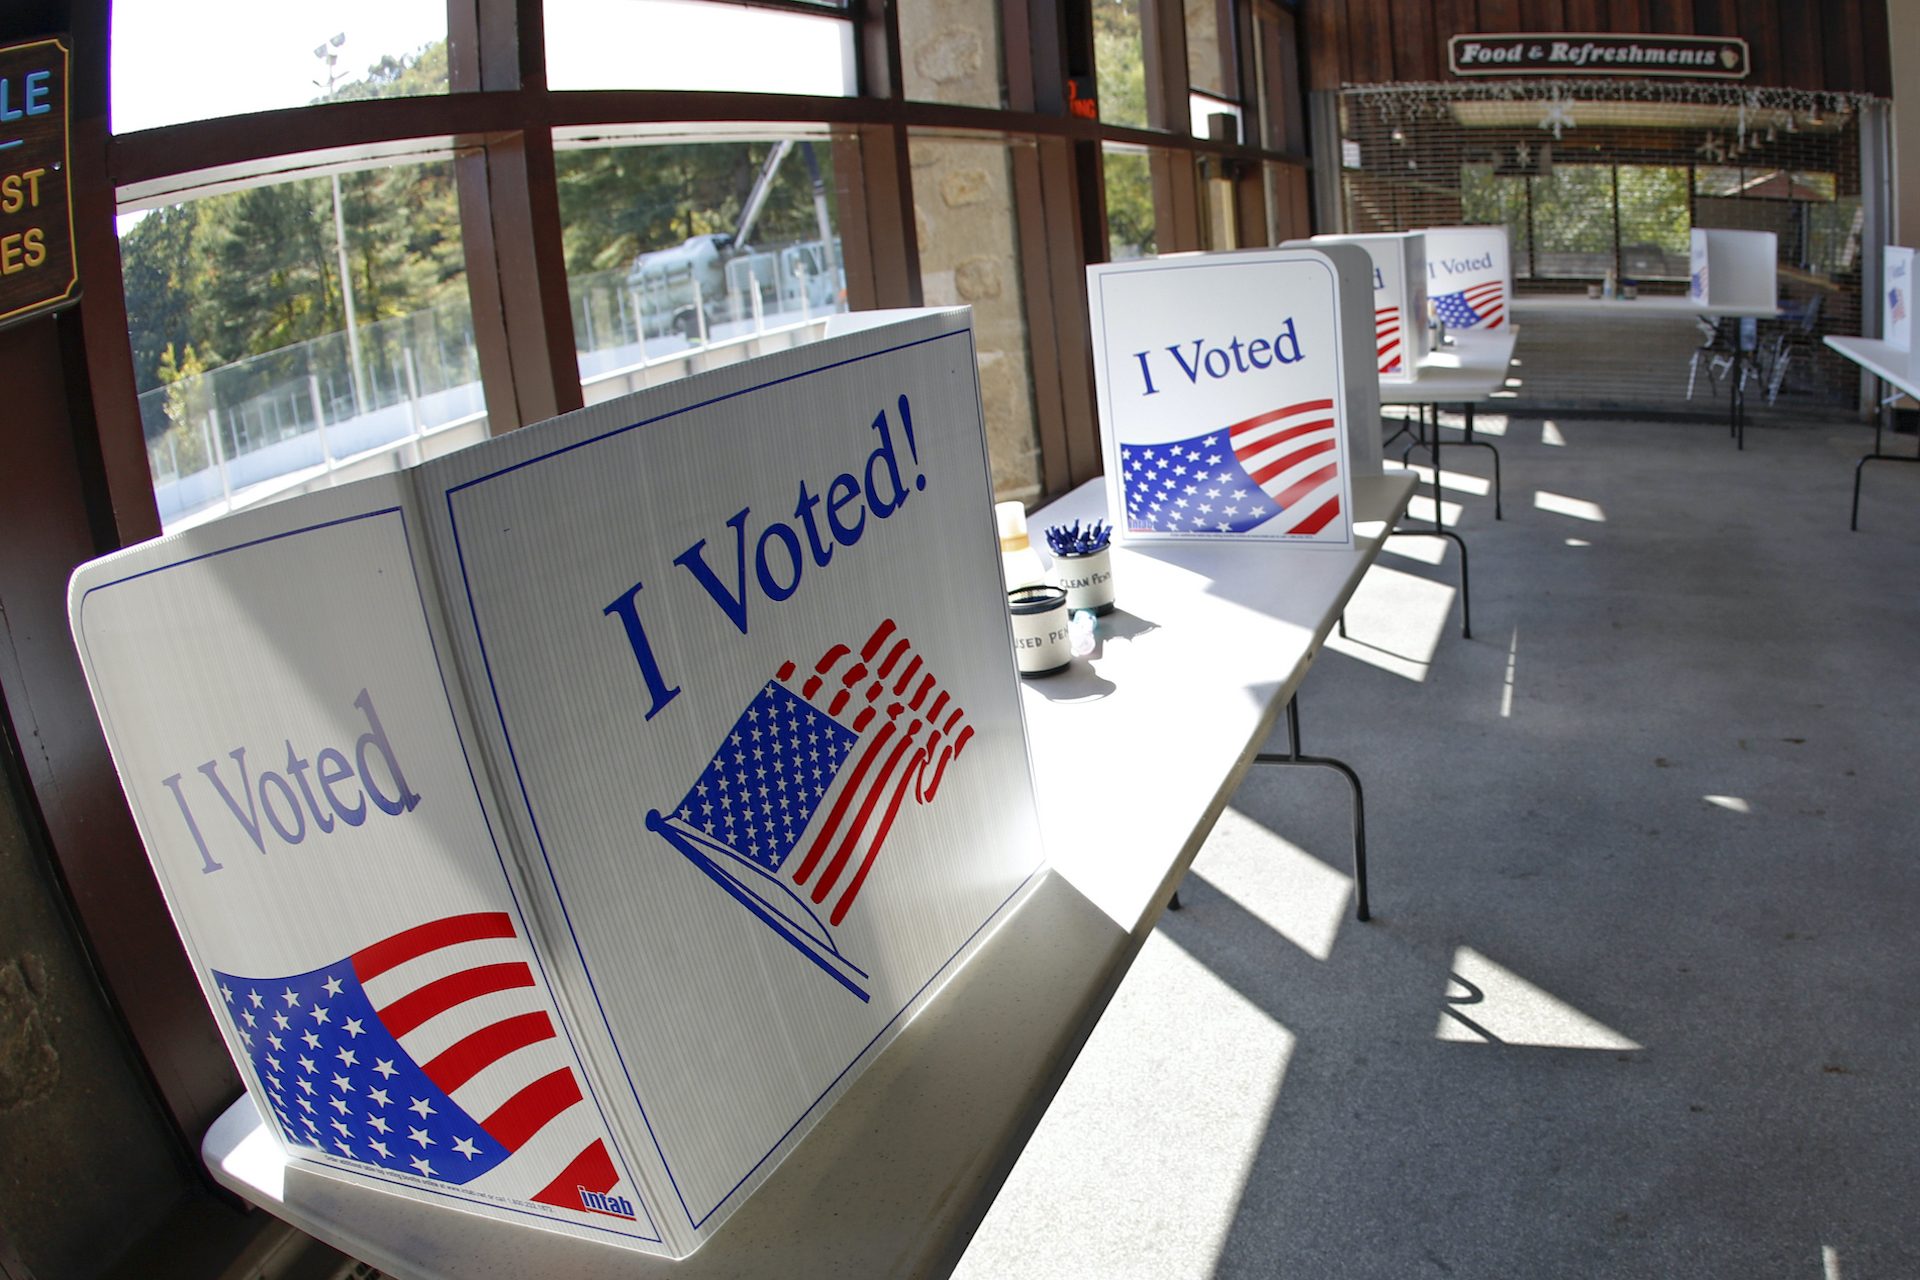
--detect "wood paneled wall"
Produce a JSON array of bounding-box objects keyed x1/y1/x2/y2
[{"x1": 1301, "y1": 0, "x2": 1891, "y2": 95}]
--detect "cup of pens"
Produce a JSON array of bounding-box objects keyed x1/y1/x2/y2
[
  {"x1": 1008, "y1": 585, "x2": 1072, "y2": 678},
  {"x1": 1044, "y1": 520, "x2": 1116, "y2": 617}
]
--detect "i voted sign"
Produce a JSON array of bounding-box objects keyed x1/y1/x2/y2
[
  {"x1": 1883, "y1": 245, "x2": 1913, "y2": 360},
  {"x1": 1423, "y1": 226, "x2": 1510, "y2": 333},
  {"x1": 69, "y1": 309, "x2": 1046, "y2": 1260},
  {"x1": 70, "y1": 489, "x2": 660, "y2": 1250},
  {"x1": 1087, "y1": 249, "x2": 1356, "y2": 549},
  {"x1": 1312, "y1": 232, "x2": 1428, "y2": 379}
]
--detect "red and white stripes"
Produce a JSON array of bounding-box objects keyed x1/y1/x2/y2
[
  {"x1": 352, "y1": 913, "x2": 628, "y2": 1217},
  {"x1": 1375, "y1": 304, "x2": 1402, "y2": 373},
  {"x1": 773, "y1": 620, "x2": 971, "y2": 927},
  {"x1": 1228, "y1": 400, "x2": 1344, "y2": 537}
]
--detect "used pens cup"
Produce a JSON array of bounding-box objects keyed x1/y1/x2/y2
[{"x1": 1008, "y1": 585, "x2": 1072, "y2": 678}]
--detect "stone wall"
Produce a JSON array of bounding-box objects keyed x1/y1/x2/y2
[
  {"x1": 0, "y1": 765, "x2": 187, "y2": 1278},
  {"x1": 898, "y1": 0, "x2": 1003, "y2": 108},
  {"x1": 909, "y1": 137, "x2": 1044, "y2": 501}
]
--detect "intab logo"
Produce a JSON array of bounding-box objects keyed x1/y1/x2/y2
[{"x1": 579, "y1": 1186, "x2": 639, "y2": 1219}]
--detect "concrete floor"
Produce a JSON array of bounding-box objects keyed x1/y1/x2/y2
[{"x1": 953, "y1": 407, "x2": 1920, "y2": 1279}]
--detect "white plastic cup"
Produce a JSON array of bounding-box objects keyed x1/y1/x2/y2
[{"x1": 995, "y1": 500, "x2": 1046, "y2": 589}]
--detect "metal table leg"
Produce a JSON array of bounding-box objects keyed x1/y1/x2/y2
[
  {"x1": 1382, "y1": 409, "x2": 1417, "y2": 453},
  {"x1": 1447, "y1": 402, "x2": 1503, "y2": 520},
  {"x1": 1403, "y1": 403, "x2": 1503, "y2": 521},
  {"x1": 1255, "y1": 694, "x2": 1370, "y2": 922},
  {"x1": 1732, "y1": 343, "x2": 1747, "y2": 450},
  {"x1": 1388, "y1": 525, "x2": 1472, "y2": 640},
  {"x1": 1853, "y1": 372, "x2": 1920, "y2": 530}
]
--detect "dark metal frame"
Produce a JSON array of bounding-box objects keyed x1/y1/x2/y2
[
  {"x1": 1380, "y1": 404, "x2": 1474, "y2": 640},
  {"x1": 1851, "y1": 372, "x2": 1920, "y2": 530},
  {"x1": 1168, "y1": 692, "x2": 1371, "y2": 921},
  {"x1": 1254, "y1": 694, "x2": 1370, "y2": 920}
]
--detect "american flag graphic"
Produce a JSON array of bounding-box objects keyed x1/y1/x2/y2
[
  {"x1": 1691, "y1": 265, "x2": 1708, "y2": 300},
  {"x1": 212, "y1": 913, "x2": 641, "y2": 1224},
  {"x1": 1120, "y1": 399, "x2": 1343, "y2": 537},
  {"x1": 1375, "y1": 304, "x2": 1403, "y2": 373},
  {"x1": 1891, "y1": 287, "x2": 1907, "y2": 325},
  {"x1": 1434, "y1": 280, "x2": 1506, "y2": 331},
  {"x1": 645, "y1": 620, "x2": 972, "y2": 1002}
]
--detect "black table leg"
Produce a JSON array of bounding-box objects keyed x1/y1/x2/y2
[
  {"x1": 1451, "y1": 403, "x2": 1502, "y2": 519},
  {"x1": 1255, "y1": 694, "x2": 1370, "y2": 921},
  {"x1": 1388, "y1": 525, "x2": 1472, "y2": 640},
  {"x1": 1733, "y1": 344, "x2": 1746, "y2": 450},
  {"x1": 1852, "y1": 372, "x2": 1920, "y2": 530}
]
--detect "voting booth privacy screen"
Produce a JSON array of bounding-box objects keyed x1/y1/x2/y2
[
  {"x1": 1883, "y1": 246, "x2": 1914, "y2": 369},
  {"x1": 1688, "y1": 228, "x2": 1778, "y2": 310},
  {"x1": 1420, "y1": 226, "x2": 1511, "y2": 333},
  {"x1": 1311, "y1": 232, "x2": 1429, "y2": 379},
  {"x1": 68, "y1": 310, "x2": 1047, "y2": 1260},
  {"x1": 1086, "y1": 247, "x2": 1366, "y2": 549}
]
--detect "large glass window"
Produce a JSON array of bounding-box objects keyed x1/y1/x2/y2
[
  {"x1": 1530, "y1": 164, "x2": 1615, "y2": 279},
  {"x1": 1189, "y1": 95, "x2": 1244, "y2": 142},
  {"x1": 122, "y1": 161, "x2": 480, "y2": 530},
  {"x1": 1094, "y1": 0, "x2": 1150, "y2": 130},
  {"x1": 1184, "y1": 0, "x2": 1228, "y2": 99},
  {"x1": 909, "y1": 134, "x2": 1043, "y2": 501},
  {"x1": 553, "y1": 133, "x2": 849, "y2": 403},
  {"x1": 1463, "y1": 161, "x2": 1688, "y2": 281},
  {"x1": 1617, "y1": 165, "x2": 1691, "y2": 281},
  {"x1": 1460, "y1": 164, "x2": 1532, "y2": 278},
  {"x1": 1104, "y1": 145, "x2": 1157, "y2": 260},
  {"x1": 899, "y1": 0, "x2": 1007, "y2": 108},
  {"x1": 111, "y1": 1, "x2": 448, "y2": 134},
  {"x1": 545, "y1": 0, "x2": 856, "y2": 96}
]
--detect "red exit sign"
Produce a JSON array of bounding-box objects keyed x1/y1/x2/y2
[{"x1": 1067, "y1": 76, "x2": 1098, "y2": 120}]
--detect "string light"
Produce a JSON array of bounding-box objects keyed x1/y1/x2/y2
[{"x1": 1344, "y1": 79, "x2": 1880, "y2": 123}]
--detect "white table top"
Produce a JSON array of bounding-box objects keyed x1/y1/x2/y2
[
  {"x1": 1379, "y1": 328, "x2": 1518, "y2": 404},
  {"x1": 1513, "y1": 294, "x2": 1780, "y2": 318},
  {"x1": 1824, "y1": 335, "x2": 1920, "y2": 400},
  {"x1": 1028, "y1": 472, "x2": 1416, "y2": 931},
  {"x1": 205, "y1": 471, "x2": 1416, "y2": 1279}
]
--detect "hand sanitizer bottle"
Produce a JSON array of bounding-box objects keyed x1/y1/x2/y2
[{"x1": 995, "y1": 501, "x2": 1047, "y2": 591}]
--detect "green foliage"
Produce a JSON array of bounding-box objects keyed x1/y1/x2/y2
[
  {"x1": 1617, "y1": 164, "x2": 1691, "y2": 256},
  {"x1": 1530, "y1": 165, "x2": 1614, "y2": 262},
  {"x1": 118, "y1": 39, "x2": 467, "y2": 397},
  {"x1": 1460, "y1": 164, "x2": 1530, "y2": 261},
  {"x1": 153, "y1": 344, "x2": 214, "y2": 462},
  {"x1": 1103, "y1": 150, "x2": 1156, "y2": 259},
  {"x1": 209, "y1": 181, "x2": 341, "y2": 355},
  {"x1": 555, "y1": 140, "x2": 838, "y2": 279},
  {"x1": 324, "y1": 41, "x2": 450, "y2": 103},
  {"x1": 1463, "y1": 161, "x2": 1693, "y2": 280},
  {"x1": 1090, "y1": 0, "x2": 1154, "y2": 257},
  {"x1": 1093, "y1": 0, "x2": 1148, "y2": 129},
  {"x1": 121, "y1": 202, "x2": 219, "y2": 395}
]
